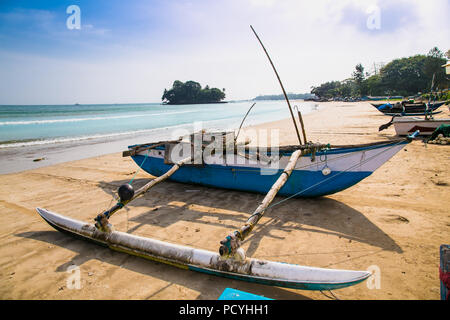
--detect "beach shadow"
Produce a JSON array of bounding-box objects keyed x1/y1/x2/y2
[
  {"x1": 16, "y1": 230, "x2": 310, "y2": 300},
  {"x1": 97, "y1": 178, "x2": 403, "y2": 256}
]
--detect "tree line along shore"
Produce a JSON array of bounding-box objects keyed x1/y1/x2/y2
[{"x1": 310, "y1": 47, "x2": 449, "y2": 101}]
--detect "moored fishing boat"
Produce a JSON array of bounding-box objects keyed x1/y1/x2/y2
[
  {"x1": 392, "y1": 117, "x2": 450, "y2": 136},
  {"x1": 371, "y1": 101, "x2": 445, "y2": 116}
]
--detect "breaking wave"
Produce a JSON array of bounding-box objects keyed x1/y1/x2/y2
[{"x1": 0, "y1": 110, "x2": 194, "y2": 126}]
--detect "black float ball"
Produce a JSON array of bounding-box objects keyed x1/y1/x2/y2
[
  {"x1": 118, "y1": 183, "x2": 134, "y2": 202},
  {"x1": 219, "y1": 245, "x2": 227, "y2": 256}
]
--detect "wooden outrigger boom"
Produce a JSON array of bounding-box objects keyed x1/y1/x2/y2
[
  {"x1": 94, "y1": 156, "x2": 192, "y2": 232},
  {"x1": 219, "y1": 150, "x2": 302, "y2": 257}
]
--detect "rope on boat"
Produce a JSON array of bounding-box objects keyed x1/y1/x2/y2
[
  {"x1": 96, "y1": 150, "x2": 166, "y2": 232},
  {"x1": 128, "y1": 150, "x2": 150, "y2": 185},
  {"x1": 103, "y1": 150, "x2": 150, "y2": 227},
  {"x1": 291, "y1": 140, "x2": 399, "y2": 171}
]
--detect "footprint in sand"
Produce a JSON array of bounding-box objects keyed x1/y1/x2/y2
[{"x1": 383, "y1": 214, "x2": 409, "y2": 224}]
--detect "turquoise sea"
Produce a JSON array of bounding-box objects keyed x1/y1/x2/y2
[{"x1": 0, "y1": 100, "x2": 316, "y2": 173}]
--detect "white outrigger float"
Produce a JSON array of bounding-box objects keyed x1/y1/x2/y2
[
  {"x1": 35, "y1": 26, "x2": 419, "y2": 292},
  {"x1": 37, "y1": 208, "x2": 371, "y2": 290}
]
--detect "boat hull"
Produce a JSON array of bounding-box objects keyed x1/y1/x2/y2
[
  {"x1": 372, "y1": 102, "x2": 445, "y2": 116},
  {"x1": 36, "y1": 208, "x2": 370, "y2": 291},
  {"x1": 393, "y1": 118, "x2": 450, "y2": 136},
  {"x1": 383, "y1": 111, "x2": 442, "y2": 116},
  {"x1": 131, "y1": 141, "x2": 409, "y2": 198}
]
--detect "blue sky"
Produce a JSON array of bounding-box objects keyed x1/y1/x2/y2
[{"x1": 0, "y1": 0, "x2": 449, "y2": 104}]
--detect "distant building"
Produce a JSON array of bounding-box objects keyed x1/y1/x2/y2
[{"x1": 443, "y1": 61, "x2": 450, "y2": 75}]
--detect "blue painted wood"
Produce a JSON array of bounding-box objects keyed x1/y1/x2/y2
[
  {"x1": 131, "y1": 139, "x2": 407, "y2": 156},
  {"x1": 130, "y1": 140, "x2": 410, "y2": 197},
  {"x1": 440, "y1": 244, "x2": 449, "y2": 300},
  {"x1": 132, "y1": 154, "x2": 372, "y2": 198},
  {"x1": 383, "y1": 110, "x2": 442, "y2": 116},
  {"x1": 189, "y1": 265, "x2": 368, "y2": 291},
  {"x1": 218, "y1": 288, "x2": 273, "y2": 300}
]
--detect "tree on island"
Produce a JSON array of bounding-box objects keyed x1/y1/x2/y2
[{"x1": 162, "y1": 80, "x2": 226, "y2": 104}]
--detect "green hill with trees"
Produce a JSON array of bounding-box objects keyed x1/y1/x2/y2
[
  {"x1": 311, "y1": 47, "x2": 449, "y2": 99},
  {"x1": 162, "y1": 80, "x2": 226, "y2": 104}
]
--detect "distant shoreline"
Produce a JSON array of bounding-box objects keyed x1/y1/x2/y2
[{"x1": 163, "y1": 101, "x2": 228, "y2": 105}]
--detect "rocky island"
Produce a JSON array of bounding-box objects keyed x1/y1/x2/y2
[{"x1": 162, "y1": 80, "x2": 226, "y2": 105}]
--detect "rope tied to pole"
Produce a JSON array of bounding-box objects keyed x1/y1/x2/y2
[{"x1": 128, "y1": 150, "x2": 150, "y2": 185}]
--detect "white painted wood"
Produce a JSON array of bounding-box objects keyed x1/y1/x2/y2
[
  {"x1": 138, "y1": 142, "x2": 407, "y2": 173},
  {"x1": 393, "y1": 118, "x2": 450, "y2": 136},
  {"x1": 36, "y1": 208, "x2": 370, "y2": 287}
]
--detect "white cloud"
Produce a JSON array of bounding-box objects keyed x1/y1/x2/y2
[
  {"x1": 0, "y1": 0, "x2": 448, "y2": 104},
  {"x1": 81, "y1": 24, "x2": 110, "y2": 36},
  {"x1": 249, "y1": 0, "x2": 276, "y2": 7}
]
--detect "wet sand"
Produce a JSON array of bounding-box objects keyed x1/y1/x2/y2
[{"x1": 1, "y1": 101, "x2": 449, "y2": 300}]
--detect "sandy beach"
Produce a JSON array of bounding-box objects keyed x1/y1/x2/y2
[{"x1": 1, "y1": 101, "x2": 449, "y2": 300}]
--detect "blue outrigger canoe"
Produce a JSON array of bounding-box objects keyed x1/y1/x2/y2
[
  {"x1": 127, "y1": 137, "x2": 412, "y2": 198},
  {"x1": 36, "y1": 134, "x2": 415, "y2": 293},
  {"x1": 35, "y1": 26, "x2": 418, "y2": 293}
]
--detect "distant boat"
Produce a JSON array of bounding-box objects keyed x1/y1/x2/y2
[
  {"x1": 366, "y1": 96, "x2": 389, "y2": 101},
  {"x1": 371, "y1": 101, "x2": 446, "y2": 116},
  {"x1": 371, "y1": 102, "x2": 423, "y2": 108},
  {"x1": 366, "y1": 96, "x2": 403, "y2": 101},
  {"x1": 304, "y1": 97, "x2": 329, "y2": 102},
  {"x1": 392, "y1": 117, "x2": 450, "y2": 136}
]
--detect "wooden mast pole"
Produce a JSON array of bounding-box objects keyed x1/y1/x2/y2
[
  {"x1": 295, "y1": 105, "x2": 308, "y2": 144},
  {"x1": 250, "y1": 25, "x2": 303, "y2": 145}
]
